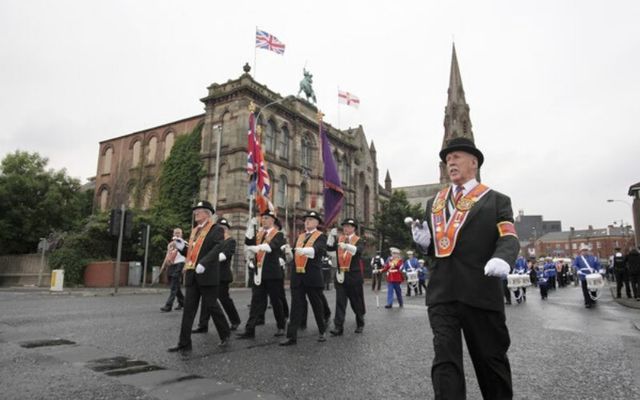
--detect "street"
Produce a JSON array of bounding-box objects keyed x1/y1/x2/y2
[{"x1": 1, "y1": 282, "x2": 639, "y2": 400}]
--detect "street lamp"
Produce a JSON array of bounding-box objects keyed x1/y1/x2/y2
[
  {"x1": 212, "y1": 124, "x2": 222, "y2": 208},
  {"x1": 606, "y1": 199, "x2": 638, "y2": 247}
]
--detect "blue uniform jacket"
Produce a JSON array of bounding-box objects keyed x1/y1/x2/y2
[{"x1": 572, "y1": 255, "x2": 602, "y2": 281}]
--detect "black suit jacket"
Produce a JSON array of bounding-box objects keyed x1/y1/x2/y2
[
  {"x1": 184, "y1": 223, "x2": 225, "y2": 287},
  {"x1": 217, "y1": 238, "x2": 236, "y2": 284},
  {"x1": 424, "y1": 189, "x2": 519, "y2": 312},
  {"x1": 327, "y1": 237, "x2": 364, "y2": 285},
  {"x1": 290, "y1": 232, "x2": 327, "y2": 288},
  {"x1": 245, "y1": 230, "x2": 286, "y2": 281}
]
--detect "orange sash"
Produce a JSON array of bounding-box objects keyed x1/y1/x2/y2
[
  {"x1": 431, "y1": 184, "x2": 490, "y2": 258},
  {"x1": 184, "y1": 220, "x2": 214, "y2": 269},
  {"x1": 256, "y1": 229, "x2": 278, "y2": 268},
  {"x1": 294, "y1": 231, "x2": 321, "y2": 273},
  {"x1": 337, "y1": 235, "x2": 359, "y2": 272}
]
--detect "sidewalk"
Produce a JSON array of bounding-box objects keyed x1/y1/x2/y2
[{"x1": 0, "y1": 285, "x2": 167, "y2": 297}]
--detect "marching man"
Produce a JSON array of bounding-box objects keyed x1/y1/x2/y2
[
  {"x1": 572, "y1": 244, "x2": 602, "y2": 308},
  {"x1": 326, "y1": 218, "x2": 366, "y2": 336}
]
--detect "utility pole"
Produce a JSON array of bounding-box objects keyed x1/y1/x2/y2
[{"x1": 114, "y1": 204, "x2": 125, "y2": 294}]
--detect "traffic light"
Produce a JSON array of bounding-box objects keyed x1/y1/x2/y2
[
  {"x1": 108, "y1": 209, "x2": 122, "y2": 237},
  {"x1": 138, "y1": 224, "x2": 149, "y2": 245},
  {"x1": 124, "y1": 210, "x2": 134, "y2": 238}
]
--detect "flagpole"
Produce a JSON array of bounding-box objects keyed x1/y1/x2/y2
[
  {"x1": 337, "y1": 85, "x2": 341, "y2": 130},
  {"x1": 253, "y1": 26, "x2": 258, "y2": 79}
]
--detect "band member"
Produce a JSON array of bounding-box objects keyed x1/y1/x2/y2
[
  {"x1": 280, "y1": 211, "x2": 328, "y2": 345},
  {"x1": 572, "y1": 244, "x2": 602, "y2": 308},
  {"x1": 381, "y1": 248, "x2": 404, "y2": 308},
  {"x1": 160, "y1": 228, "x2": 187, "y2": 312},
  {"x1": 326, "y1": 218, "x2": 365, "y2": 336},
  {"x1": 237, "y1": 210, "x2": 287, "y2": 339},
  {"x1": 417, "y1": 259, "x2": 428, "y2": 295},
  {"x1": 168, "y1": 200, "x2": 230, "y2": 352},
  {"x1": 513, "y1": 255, "x2": 528, "y2": 303},
  {"x1": 370, "y1": 251, "x2": 384, "y2": 291},
  {"x1": 411, "y1": 137, "x2": 519, "y2": 399},
  {"x1": 403, "y1": 250, "x2": 420, "y2": 297}
]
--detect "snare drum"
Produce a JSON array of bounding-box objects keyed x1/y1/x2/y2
[
  {"x1": 507, "y1": 274, "x2": 523, "y2": 290},
  {"x1": 586, "y1": 273, "x2": 604, "y2": 291},
  {"x1": 406, "y1": 270, "x2": 419, "y2": 284}
]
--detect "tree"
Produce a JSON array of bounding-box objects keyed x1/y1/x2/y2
[
  {"x1": 373, "y1": 190, "x2": 423, "y2": 257},
  {"x1": 0, "y1": 151, "x2": 92, "y2": 254}
]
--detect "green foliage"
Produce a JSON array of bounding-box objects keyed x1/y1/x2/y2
[
  {"x1": 155, "y1": 123, "x2": 204, "y2": 222},
  {"x1": 374, "y1": 190, "x2": 423, "y2": 257},
  {"x1": 0, "y1": 151, "x2": 92, "y2": 255}
]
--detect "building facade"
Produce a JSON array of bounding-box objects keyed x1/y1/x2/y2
[
  {"x1": 94, "y1": 65, "x2": 381, "y2": 282},
  {"x1": 533, "y1": 225, "x2": 635, "y2": 260}
]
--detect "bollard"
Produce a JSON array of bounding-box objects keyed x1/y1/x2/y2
[{"x1": 50, "y1": 269, "x2": 64, "y2": 291}]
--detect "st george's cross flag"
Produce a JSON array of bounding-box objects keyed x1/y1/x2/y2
[
  {"x1": 338, "y1": 90, "x2": 360, "y2": 108},
  {"x1": 255, "y1": 29, "x2": 285, "y2": 55}
]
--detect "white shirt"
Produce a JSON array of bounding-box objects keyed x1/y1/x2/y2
[{"x1": 447, "y1": 178, "x2": 479, "y2": 216}]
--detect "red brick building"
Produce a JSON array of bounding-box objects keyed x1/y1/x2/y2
[{"x1": 533, "y1": 225, "x2": 635, "y2": 260}]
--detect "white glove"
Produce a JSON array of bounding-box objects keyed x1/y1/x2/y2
[
  {"x1": 218, "y1": 253, "x2": 227, "y2": 262},
  {"x1": 281, "y1": 244, "x2": 293, "y2": 262},
  {"x1": 173, "y1": 238, "x2": 186, "y2": 251},
  {"x1": 248, "y1": 260, "x2": 255, "y2": 269},
  {"x1": 256, "y1": 243, "x2": 272, "y2": 253},
  {"x1": 330, "y1": 228, "x2": 338, "y2": 237},
  {"x1": 195, "y1": 264, "x2": 205, "y2": 274},
  {"x1": 327, "y1": 234, "x2": 336, "y2": 247},
  {"x1": 295, "y1": 247, "x2": 315, "y2": 258},
  {"x1": 245, "y1": 217, "x2": 257, "y2": 239},
  {"x1": 279, "y1": 257, "x2": 286, "y2": 268},
  {"x1": 412, "y1": 220, "x2": 432, "y2": 249},
  {"x1": 484, "y1": 258, "x2": 511, "y2": 277},
  {"x1": 245, "y1": 245, "x2": 258, "y2": 254},
  {"x1": 339, "y1": 243, "x2": 357, "y2": 255}
]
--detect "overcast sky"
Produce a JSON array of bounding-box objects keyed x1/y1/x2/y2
[{"x1": 1, "y1": 0, "x2": 638, "y2": 232}]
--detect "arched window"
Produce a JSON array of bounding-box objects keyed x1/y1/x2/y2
[
  {"x1": 265, "y1": 120, "x2": 276, "y2": 154},
  {"x1": 301, "y1": 134, "x2": 312, "y2": 168},
  {"x1": 146, "y1": 137, "x2": 157, "y2": 165},
  {"x1": 164, "y1": 132, "x2": 175, "y2": 160},
  {"x1": 280, "y1": 125, "x2": 290, "y2": 159},
  {"x1": 267, "y1": 169, "x2": 275, "y2": 197},
  {"x1": 132, "y1": 140, "x2": 141, "y2": 167},
  {"x1": 299, "y1": 182, "x2": 307, "y2": 208},
  {"x1": 142, "y1": 183, "x2": 152, "y2": 210},
  {"x1": 102, "y1": 147, "x2": 113, "y2": 175},
  {"x1": 277, "y1": 175, "x2": 287, "y2": 207},
  {"x1": 99, "y1": 187, "x2": 109, "y2": 212}
]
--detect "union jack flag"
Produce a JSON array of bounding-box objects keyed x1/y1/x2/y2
[
  {"x1": 247, "y1": 113, "x2": 272, "y2": 212},
  {"x1": 255, "y1": 29, "x2": 285, "y2": 55}
]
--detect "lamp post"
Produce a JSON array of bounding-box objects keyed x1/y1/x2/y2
[
  {"x1": 212, "y1": 124, "x2": 222, "y2": 209},
  {"x1": 607, "y1": 199, "x2": 638, "y2": 248}
]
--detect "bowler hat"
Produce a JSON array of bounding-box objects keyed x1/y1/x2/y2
[
  {"x1": 341, "y1": 218, "x2": 358, "y2": 228},
  {"x1": 192, "y1": 200, "x2": 215, "y2": 213},
  {"x1": 218, "y1": 218, "x2": 231, "y2": 229},
  {"x1": 261, "y1": 209, "x2": 277, "y2": 219},
  {"x1": 302, "y1": 210, "x2": 323, "y2": 224},
  {"x1": 439, "y1": 137, "x2": 484, "y2": 167}
]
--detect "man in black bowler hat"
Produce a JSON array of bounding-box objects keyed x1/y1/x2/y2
[
  {"x1": 411, "y1": 137, "x2": 519, "y2": 399},
  {"x1": 168, "y1": 200, "x2": 231, "y2": 352}
]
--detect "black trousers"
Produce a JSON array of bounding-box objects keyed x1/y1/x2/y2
[
  {"x1": 428, "y1": 302, "x2": 512, "y2": 400},
  {"x1": 418, "y1": 279, "x2": 427, "y2": 295},
  {"x1": 165, "y1": 273, "x2": 184, "y2": 307},
  {"x1": 630, "y1": 273, "x2": 640, "y2": 299},
  {"x1": 580, "y1": 279, "x2": 597, "y2": 306},
  {"x1": 502, "y1": 280, "x2": 511, "y2": 304},
  {"x1": 539, "y1": 283, "x2": 548, "y2": 299},
  {"x1": 286, "y1": 285, "x2": 326, "y2": 339},
  {"x1": 200, "y1": 282, "x2": 241, "y2": 326},
  {"x1": 333, "y1": 282, "x2": 365, "y2": 329},
  {"x1": 614, "y1": 270, "x2": 632, "y2": 298},
  {"x1": 301, "y1": 289, "x2": 331, "y2": 327},
  {"x1": 179, "y1": 284, "x2": 230, "y2": 346},
  {"x1": 246, "y1": 279, "x2": 286, "y2": 332}
]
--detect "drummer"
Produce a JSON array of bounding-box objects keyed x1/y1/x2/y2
[
  {"x1": 381, "y1": 247, "x2": 405, "y2": 308},
  {"x1": 513, "y1": 255, "x2": 529, "y2": 303},
  {"x1": 403, "y1": 250, "x2": 420, "y2": 297},
  {"x1": 572, "y1": 244, "x2": 602, "y2": 308}
]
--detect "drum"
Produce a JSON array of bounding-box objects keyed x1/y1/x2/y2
[
  {"x1": 507, "y1": 274, "x2": 523, "y2": 290},
  {"x1": 520, "y1": 274, "x2": 532, "y2": 287},
  {"x1": 406, "y1": 270, "x2": 418, "y2": 284},
  {"x1": 586, "y1": 273, "x2": 604, "y2": 291}
]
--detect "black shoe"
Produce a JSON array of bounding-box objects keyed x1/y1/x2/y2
[
  {"x1": 585, "y1": 304, "x2": 592, "y2": 308},
  {"x1": 174, "y1": 304, "x2": 183, "y2": 311},
  {"x1": 192, "y1": 327, "x2": 208, "y2": 334},
  {"x1": 236, "y1": 331, "x2": 255, "y2": 339},
  {"x1": 329, "y1": 328, "x2": 343, "y2": 337},
  {"x1": 399, "y1": 304, "x2": 403, "y2": 308},
  {"x1": 218, "y1": 337, "x2": 229, "y2": 347},
  {"x1": 168, "y1": 343, "x2": 191, "y2": 352},
  {"x1": 324, "y1": 316, "x2": 331, "y2": 327},
  {"x1": 279, "y1": 338, "x2": 297, "y2": 346},
  {"x1": 317, "y1": 333, "x2": 326, "y2": 342},
  {"x1": 161, "y1": 306, "x2": 171, "y2": 312},
  {"x1": 505, "y1": 301, "x2": 512, "y2": 305},
  {"x1": 354, "y1": 326, "x2": 364, "y2": 334},
  {"x1": 274, "y1": 329, "x2": 285, "y2": 337},
  {"x1": 230, "y1": 323, "x2": 240, "y2": 331},
  {"x1": 384, "y1": 305, "x2": 392, "y2": 309},
  {"x1": 256, "y1": 318, "x2": 265, "y2": 326}
]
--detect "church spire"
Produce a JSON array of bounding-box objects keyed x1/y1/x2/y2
[{"x1": 439, "y1": 43, "x2": 478, "y2": 184}]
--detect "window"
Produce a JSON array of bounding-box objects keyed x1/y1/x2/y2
[
  {"x1": 146, "y1": 137, "x2": 157, "y2": 165},
  {"x1": 142, "y1": 183, "x2": 152, "y2": 210},
  {"x1": 99, "y1": 188, "x2": 109, "y2": 212},
  {"x1": 301, "y1": 134, "x2": 312, "y2": 167},
  {"x1": 102, "y1": 147, "x2": 113, "y2": 174},
  {"x1": 164, "y1": 132, "x2": 175, "y2": 160},
  {"x1": 132, "y1": 140, "x2": 141, "y2": 167},
  {"x1": 277, "y1": 175, "x2": 287, "y2": 207},
  {"x1": 265, "y1": 120, "x2": 276, "y2": 154},
  {"x1": 572, "y1": 243, "x2": 577, "y2": 250},
  {"x1": 344, "y1": 159, "x2": 351, "y2": 186},
  {"x1": 280, "y1": 126, "x2": 290, "y2": 159}
]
